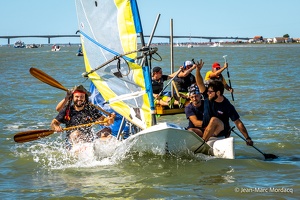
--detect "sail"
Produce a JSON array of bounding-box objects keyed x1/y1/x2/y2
[{"x1": 75, "y1": 0, "x2": 153, "y2": 129}]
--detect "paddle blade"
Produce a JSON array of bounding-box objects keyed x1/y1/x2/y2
[
  {"x1": 14, "y1": 129, "x2": 55, "y2": 143},
  {"x1": 29, "y1": 67, "x2": 68, "y2": 91},
  {"x1": 264, "y1": 153, "x2": 278, "y2": 160}
]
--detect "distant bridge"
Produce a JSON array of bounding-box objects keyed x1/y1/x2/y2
[
  {"x1": 0, "y1": 34, "x2": 251, "y2": 45},
  {"x1": 0, "y1": 35, "x2": 80, "y2": 45},
  {"x1": 150, "y1": 35, "x2": 251, "y2": 42}
]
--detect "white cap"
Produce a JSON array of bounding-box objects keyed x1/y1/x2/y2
[{"x1": 184, "y1": 60, "x2": 193, "y2": 66}]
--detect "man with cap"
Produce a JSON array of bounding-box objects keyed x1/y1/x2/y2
[
  {"x1": 185, "y1": 84, "x2": 205, "y2": 137},
  {"x1": 173, "y1": 60, "x2": 196, "y2": 95},
  {"x1": 204, "y1": 62, "x2": 233, "y2": 93},
  {"x1": 50, "y1": 85, "x2": 116, "y2": 148}
]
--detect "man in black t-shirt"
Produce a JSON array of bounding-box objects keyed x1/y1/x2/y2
[
  {"x1": 195, "y1": 60, "x2": 253, "y2": 146},
  {"x1": 173, "y1": 60, "x2": 196, "y2": 94},
  {"x1": 152, "y1": 66, "x2": 181, "y2": 108},
  {"x1": 51, "y1": 85, "x2": 115, "y2": 147}
]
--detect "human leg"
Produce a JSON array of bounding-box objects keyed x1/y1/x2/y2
[
  {"x1": 188, "y1": 127, "x2": 203, "y2": 137},
  {"x1": 202, "y1": 117, "x2": 224, "y2": 142}
]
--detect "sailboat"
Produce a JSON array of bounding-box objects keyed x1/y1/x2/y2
[
  {"x1": 75, "y1": 0, "x2": 234, "y2": 159},
  {"x1": 210, "y1": 42, "x2": 223, "y2": 47}
]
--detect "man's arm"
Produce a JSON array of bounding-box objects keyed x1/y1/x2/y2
[
  {"x1": 195, "y1": 59, "x2": 206, "y2": 93},
  {"x1": 178, "y1": 65, "x2": 196, "y2": 78},
  {"x1": 234, "y1": 119, "x2": 253, "y2": 146},
  {"x1": 98, "y1": 113, "x2": 116, "y2": 126},
  {"x1": 51, "y1": 119, "x2": 63, "y2": 132},
  {"x1": 209, "y1": 63, "x2": 228, "y2": 79},
  {"x1": 189, "y1": 115, "x2": 203, "y2": 127},
  {"x1": 56, "y1": 90, "x2": 72, "y2": 112},
  {"x1": 168, "y1": 67, "x2": 183, "y2": 79}
]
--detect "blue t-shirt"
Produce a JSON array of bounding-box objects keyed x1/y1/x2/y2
[{"x1": 185, "y1": 100, "x2": 204, "y2": 129}]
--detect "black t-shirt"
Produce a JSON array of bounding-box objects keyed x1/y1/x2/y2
[
  {"x1": 174, "y1": 73, "x2": 196, "y2": 92},
  {"x1": 55, "y1": 103, "x2": 103, "y2": 138},
  {"x1": 152, "y1": 75, "x2": 168, "y2": 94},
  {"x1": 203, "y1": 96, "x2": 239, "y2": 137}
]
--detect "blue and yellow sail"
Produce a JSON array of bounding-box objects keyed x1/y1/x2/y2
[{"x1": 75, "y1": 0, "x2": 153, "y2": 129}]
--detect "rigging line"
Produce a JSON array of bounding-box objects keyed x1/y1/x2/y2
[
  {"x1": 78, "y1": 30, "x2": 134, "y2": 63},
  {"x1": 82, "y1": 47, "x2": 155, "y2": 77}
]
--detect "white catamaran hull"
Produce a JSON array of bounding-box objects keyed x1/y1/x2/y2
[
  {"x1": 71, "y1": 123, "x2": 234, "y2": 159},
  {"x1": 123, "y1": 123, "x2": 235, "y2": 159}
]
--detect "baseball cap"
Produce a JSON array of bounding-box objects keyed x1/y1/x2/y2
[
  {"x1": 212, "y1": 62, "x2": 221, "y2": 68},
  {"x1": 152, "y1": 66, "x2": 161, "y2": 73}
]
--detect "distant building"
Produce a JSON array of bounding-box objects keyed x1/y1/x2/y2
[
  {"x1": 249, "y1": 36, "x2": 264, "y2": 43},
  {"x1": 266, "y1": 38, "x2": 273, "y2": 43},
  {"x1": 273, "y1": 37, "x2": 292, "y2": 43},
  {"x1": 293, "y1": 38, "x2": 300, "y2": 43}
]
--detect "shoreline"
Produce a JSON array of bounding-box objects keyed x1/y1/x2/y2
[{"x1": 1, "y1": 42, "x2": 300, "y2": 48}]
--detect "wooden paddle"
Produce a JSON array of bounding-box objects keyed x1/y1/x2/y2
[
  {"x1": 30, "y1": 67, "x2": 68, "y2": 91},
  {"x1": 29, "y1": 67, "x2": 111, "y2": 116},
  {"x1": 14, "y1": 120, "x2": 107, "y2": 143},
  {"x1": 231, "y1": 129, "x2": 278, "y2": 160},
  {"x1": 172, "y1": 81, "x2": 180, "y2": 97}
]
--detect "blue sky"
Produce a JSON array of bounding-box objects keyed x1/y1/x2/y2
[{"x1": 1, "y1": 0, "x2": 299, "y2": 45}]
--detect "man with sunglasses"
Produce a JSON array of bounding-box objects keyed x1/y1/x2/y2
[{"x1": 195, "y1": 62, "x2": 253, "y2": 146}]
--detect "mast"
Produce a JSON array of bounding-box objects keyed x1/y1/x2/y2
[{"x1": 133, "y1": 0, "x2": 160, "y2": 125}]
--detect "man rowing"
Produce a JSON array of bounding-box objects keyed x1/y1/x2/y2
[
  {"x1": 204, "y1": 62, "x2": 234, "y2": 93},
  {"x1": 195, "y1": 60, "x2": 253, "y2": 146},
  {"x1": 50, "y1": 85, "x2": 115, "y2": 149}
]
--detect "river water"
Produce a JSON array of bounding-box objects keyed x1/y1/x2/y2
[{"x1": 0, "y1": 44, "x2": 299, "y2": 199}]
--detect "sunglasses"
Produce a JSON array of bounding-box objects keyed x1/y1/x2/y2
[{"x1": 207, "y1": 90, "x2": 215, "y2": 94}]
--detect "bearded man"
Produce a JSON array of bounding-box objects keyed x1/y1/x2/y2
[
  {"x1": 50, "y1": 85, "x2": 115, "y2": 148},
  {"x1": 202, "y1": 81, "x2": 253, "y2": 146}
]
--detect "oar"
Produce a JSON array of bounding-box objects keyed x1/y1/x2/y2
[
  {"x1": 14, "y1": 120, "x2": 107, "y2": 143},
  {"x1": 222, "y1": 55, "x2": 234, "y2": 101},
  {"x1": 30, "y1": 67, "x2": 68, "y2": 91},
  {"x1": 172, "y1": 81, "x2": 180, "y2": 97},
  {"x1": 29, "y1": 67, "x2": 111, "y2": 116},
  {"x1": 231, "y1": 129, "x2": 278, "y2": 160}
]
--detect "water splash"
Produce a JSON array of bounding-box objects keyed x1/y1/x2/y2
[{"x1": 12, "y1": 133, "x2": 213, "y2": 171}]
